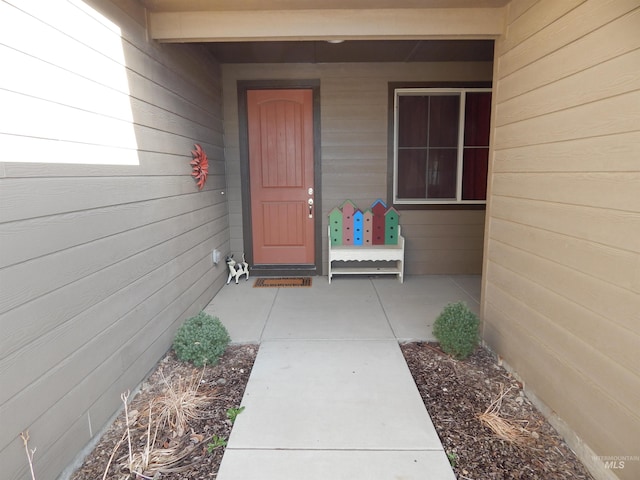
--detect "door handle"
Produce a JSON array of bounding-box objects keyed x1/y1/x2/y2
[{"x1": 308, "y1": 198, "x2": 314, "y2": 218}]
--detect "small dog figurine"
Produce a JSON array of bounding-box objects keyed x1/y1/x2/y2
[{"x1": 226, "y1": 253, "x2": 250, "y2": 284}]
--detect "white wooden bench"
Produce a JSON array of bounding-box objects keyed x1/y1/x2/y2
[
  {"x1": 327, "y1": 199, "x2": 405, "y2": 284},
  {"x1": 328, "y1": 226, "x2": 405, "y2": 283}
]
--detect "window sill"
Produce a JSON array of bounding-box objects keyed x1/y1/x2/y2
[{"x1": 392, "y1": 202, "x2": 486, "y2": 211}]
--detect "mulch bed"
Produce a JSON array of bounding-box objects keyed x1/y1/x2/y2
[
  {"x1": 70, "y1": 342, "x2": 595, "y2": 479},
  {"x1": 70, "y1": 345, "x2": 257, "y2": 480},
  {"x1": 401, "y1": 342, "x2": 595, "y2": 480}
]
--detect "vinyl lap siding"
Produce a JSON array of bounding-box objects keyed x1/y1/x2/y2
[
  {"x1": 0, "y1": 1, "x2": 226, "y2": 479},
  {"x1": 222, "y1": 62, "x2": 491, "y2": 275},
  {"x1": 484, "y1": 1, "x2": 640, "y2": 478}
]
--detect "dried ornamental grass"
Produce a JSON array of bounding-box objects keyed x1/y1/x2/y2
[
  {"x1": 154, "y1": 368, "x2": 218, "y2": 436},
  {"x1": 478, "y1": 384, "x2": 534, "y2": 445},
  {"x1": 105, "y1": 369, "x2": 219, "y2": 479}
]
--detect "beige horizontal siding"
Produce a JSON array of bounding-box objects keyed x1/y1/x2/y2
[
  {"x1": 490, "y1": 195, "x2": 640, "y2": 253},
  {"x1": 1, "y1": 258, "x2": 218, "y2": 476},
  {"x1": 494, "y1": 90, "x2": 640, "y2": 149},
  {"x1": 0, "y1": 205, "x2": 228, "y2": 367},
  {"x1": 0, "y1": 192, "x2": 221, "y2": 268},
  {"x1": 501, "y1": 0, "x2": 638, "y2": 78},
  {"x1": 492, "y1": 171, "x2": 639, "y2": 212},
  {"x1": 482, "y1": 308, "x2": 638, "y2": 459},
  {"x1": 484, "y1": 1, "x2": 640, "y2": 478},
  {"x1": 500, "y1": 0, "x2": 585, "y2": 53},
  {"x1": 498, "y1": 8, "x2": 640, "y2": 102},
  {"x1": 401, "y1": 210, "x2": 485, "y2": 274},
  {"x1": 490, "y1": 218, "x2": 639, "y2": 294},
  {"x1": 222, "y1": 61, "x2": 492, "y2": 274},
  {"x1": 493, "y1": 131, "x2": 640, "y2": 173},
  {"x1": 507, "y1": 0, "x2": 538, "y2": 23},
  {"x1": 487, "y1": 258, "x2": 638, "y2": 374},
  {"x1": 0, "y1": 1, "x2": 227, "y2": 479},
  {"x1": 487, "y1": 238, "x2": 638, "y2": 341},
  {"x1": 1, "y1": 149, "x2": 225, "y2": 178},
  {"x1": 485, "y1": 278, "x2": 640, "y2": 420},
  {"x1": 496, "y1": 48, "x2": 640, "y2": 127}
]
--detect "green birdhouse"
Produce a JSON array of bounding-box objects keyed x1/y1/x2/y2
[
  {"x1": 329, "y1": 207, "x2": 343, "y2": 245},
  {"x1": 385, "y1": 207, "x2": 400, "y2": 245}
]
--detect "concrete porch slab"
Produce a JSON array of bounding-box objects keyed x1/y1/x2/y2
[
  {"x1": 203, "y1": 280, "x2": 276, "y2": 343},
  {"x1": 372, "y1": 276, "x2": 480, "y2": 342},
  {"x1": 262, "y1": 277, "x2": 395, "y2": 340},
  {"x1": 208, "y1": 275, "x2": 481, "y2": 344}
]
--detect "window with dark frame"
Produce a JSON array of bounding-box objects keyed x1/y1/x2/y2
[{"x1": 392, "y1": 88, "x2": 492, "y2": 205}]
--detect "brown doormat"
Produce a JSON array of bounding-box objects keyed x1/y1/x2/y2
[{"x1": 254, "y1": 277, "x2": 312, "y2": 288}]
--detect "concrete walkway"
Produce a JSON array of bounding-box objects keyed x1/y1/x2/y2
[{"x1": 204, "y1": 275, "x2": 480, "y2": 479}]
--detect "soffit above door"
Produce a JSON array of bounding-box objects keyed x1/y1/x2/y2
[{"x1": 201, "y1": 39, "x2": 494, "y2": 64}]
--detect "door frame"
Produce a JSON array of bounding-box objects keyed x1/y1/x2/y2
[{"x1": 238, "y1": 79, "x2": 322, "y2": 276}]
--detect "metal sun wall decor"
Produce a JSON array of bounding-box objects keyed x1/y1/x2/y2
[{"x1": 190, "y1": 143, "x2": 209, "y2": 189}]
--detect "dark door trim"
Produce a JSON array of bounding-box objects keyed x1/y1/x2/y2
[{"x1": 238, "y1": 79, "x2": 322, "y2": 276}]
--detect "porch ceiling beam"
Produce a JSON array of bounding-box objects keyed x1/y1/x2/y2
[{"x1": 147, "y1": 8, "x2": 506, "y2": 42}]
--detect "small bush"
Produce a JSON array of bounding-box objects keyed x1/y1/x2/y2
[
  {"x1": 173, "y1": 312, "x2": 230, "y2": 367},
  {"x1": 433, "y1": 301, "x2": 479, "y2": 360}
]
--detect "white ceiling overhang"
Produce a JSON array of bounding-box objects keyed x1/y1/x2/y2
[
  {"x1": 141, "y1": 1, "x2": 507, "y2": 43},
  {"x1": 139, "y1": 1, "x2": 507, "y2": 64},
  {"x1": 147, "y1": 8, "x2": 506, "y2": 43}
]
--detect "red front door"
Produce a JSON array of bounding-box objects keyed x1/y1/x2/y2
[{"x1": 247, "y1": 89, "x2": 315, "y2": 265}]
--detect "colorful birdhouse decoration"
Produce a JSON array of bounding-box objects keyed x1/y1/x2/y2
[
  {"x1": 371, "y1": 199, "x2": 387, "y2": 245},
  {"x1": 328, "y1": 199, "x2": 400, "y2": 247},
  {"x1": 353, "y1": 210, "x2": 364, "y2": 246},
  {"x1": 341, "y1": 200, "x2": 356, "y2": 245},
  {"x1": 329, "y1": 207, "x2": 343, "y2": 245},
  {"x1": 363, "y1": 209, "x2": 373, "y2": 245},
  {"x1": 385, "y1": 207, "x2": 399, "y2": 245}
]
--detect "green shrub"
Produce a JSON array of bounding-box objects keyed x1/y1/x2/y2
[
  {"x1": 432, "y1": 301, "x2": 479, "y2": 360},
  {"x1": 173, "y1": 312, "x2": 230, "y2": 367}
]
